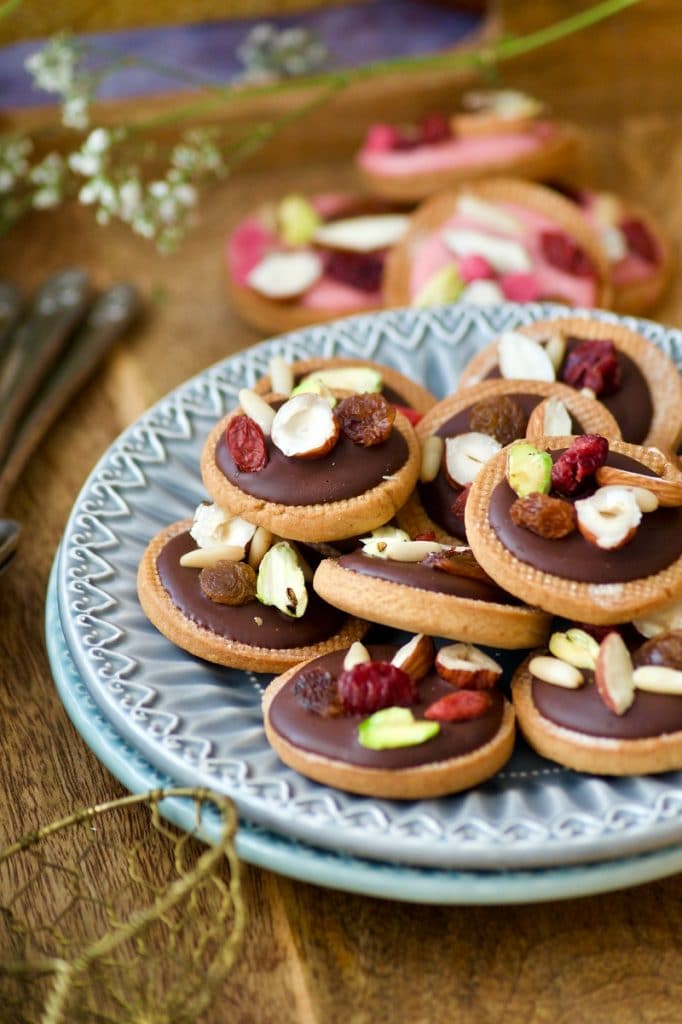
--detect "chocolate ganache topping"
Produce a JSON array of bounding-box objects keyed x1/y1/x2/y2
[
  {"x1": 215, "y1": 411, "x2": 409, "y2": 505},
  {"x1": 487, "y1": 338, "x2": 653, "y2": 444},
  {"x1": 338, "y1": 551, "x2": 520, "y2": 605},
  {"x1": 490, "y1": 451, "x2": 682, "y2": 583},
  {"x1": 157, "y1": 531, "x2": 345, "y2": 649},
  {"x1": 532, "y1": 668, "x2": 682, "y2": 740},
  {"x1": 269, "y1": 645, "x2": 505, "y2": 769},
  {"x1": 419, "y1": 394, "x2": 582, "y2": 540}
]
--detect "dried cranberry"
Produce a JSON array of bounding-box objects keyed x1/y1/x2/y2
[
  {"x1": 419, "y1": 112, "x2": 451, "y2": 145},
  {"x1": 294, "y1": 668, "x2": 343, "y2": 717},
  {"x1": 424, "y1": 689, "x2": 492, "y2": 722},
  {"x1": 226, "y1": 414, "x2": 268, "y2": 473},
  {"x1": 451, "y1": 484, "x2": 471, "y2": 520},
  {"x1": 337, "y1": 661, "x2": 417, "y2": 714},
  {"x1": 540, "y1": 230, "x2": 595, "y2": 277},
  {"x1": 458, "y1": 254, "x2": 495, "y2": 282},
  {"x1": 325, "y1": 250, "x2": 384, "y2": 293},
  {"x1": 500, "y1": 273, "x2": 540, "y2": 303},
  {"x1": 620, "y1": 218, "x2": 658, "y2": 264},
  {"x1": 561, "y1": 339, "x2": 621, "y2": 396},
  {"x1": 393, "y1": 404, "x2": 423, "y2": 426},
  {"x1": 414, "y1": 531, "x2": 437, "y2": 542},
  {"x1": 364, "y1": 123, "x2": 402, "y2": 153},
  {"x1": 550, "y1": 434, "x2": 609, "y2": 496}
]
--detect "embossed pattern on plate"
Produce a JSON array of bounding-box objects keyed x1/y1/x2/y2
[{"x1": 56, "y1": 303, "x2": 682, "y2": 870}]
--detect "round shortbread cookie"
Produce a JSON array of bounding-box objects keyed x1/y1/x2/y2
[{"x1": 137, "y1": 519, "x2": 367, "y2": 672}]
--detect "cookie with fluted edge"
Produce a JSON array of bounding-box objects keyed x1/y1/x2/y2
[
  {"x1": 262, "y1": 644, "x2": 516, "y2": 799},
  {"x1": 200, "y1": 398, "x2": 421, "y2": 542},
  {"x1": 465, "y1": 435, "x2": 682, "y2": 625},
  {"x1": 383, "y1": 178, "x2": 611, "y2": 310},
  {"x1": 252, "y1": 355, "x2": 436, "y2": 415},
  {"x1": 512, "y1": 652, "x2": 682, "y2": 775},
  {"x1": 137, "y1": 519, "x2": 367, "y2": 672},
  {"x1": 397, "y1": 378, "x2": 621, "y2": 546},
  {"x1": 458, "y1": 316, "x2": 682, "y2": 451}
]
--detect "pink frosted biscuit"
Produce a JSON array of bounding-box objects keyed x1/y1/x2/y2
[
  {"x1": 357, "y1": 95, "x2": 583, "y2": 202},
  {"x1": 383, "y1": 180, "x2": 611, "y2": 310},
  {"x1": 225, "y1": 193, "x2": 411, "y2": 334}
]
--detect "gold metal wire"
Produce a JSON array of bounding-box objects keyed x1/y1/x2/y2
[{"x1": 0, "y1": 787, "x2": 245, "y2": 1024}]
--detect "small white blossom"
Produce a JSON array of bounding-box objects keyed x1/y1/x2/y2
[
  {"x1": 118, "y1": 179, "x2": 142, "y2": 221},
  {"x1": 32, "y1": 187, "x2": 61, "y2": 209},
  {"x1": 29, "y1": 152, "x2": 65, "y2": 187},
  {"x1": 84, "y1": 128, "x2": 112, "y2": 154},
  {"x1": 0, "y1": 136, "x2": 33, "y2": 193},
  {"x1": 25, "y1": 35, "x2": 78, "y2": 94},
  {"x1": 69, "y1": 150, "x2": 103, "y2": 176},
  {"x1": 62, "y1": 91, "x2": 89, "y2": 130}
]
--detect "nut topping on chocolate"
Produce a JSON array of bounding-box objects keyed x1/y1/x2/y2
[
  {"x1": 434, "y1": 643, "x2": 502, "y2": 690},
  {"x1": 271, "y1": 393, "x2": 340, "y2": 459},
  {"x1": 575, "y1": 486, "x2": 642, "y2": 550},
  {"x1": 445, "y1": 432, "x2": 501, "y2": 488}
]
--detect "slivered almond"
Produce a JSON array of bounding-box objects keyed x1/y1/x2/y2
[
  {"x1": 391, "y1": 634, "x2": 434, "y2": 680},
  {"x1": 343, "y1": 641, "x2": 371, "y2": 671},
  {"x1": 633, "y1": 665, "x2": 682, "y2": 695},
  {"x1": 268, "y1": 356, "x2": 294, "y2": 396},
  {"x1": 180, "y1": 544, "x2": 244, "y2": 568},
  {"x1": 595, "y1": 466, "x2": 682, "y2": 507},
  {"x1": 595, "y1": 632, "x2": 635, "y2": 715},
  {"x1": 420, "y1": 435, "x2": 444, "y2": 484},
  {"x1": 238, "y1": 388, "x2": 276, "y2": 435},
  {"x1": 526, "y1": 397, "x2": 571, "y2": 441},
  {"x1": 529, "y1": 655, "x2": 584, "y2": 689},
  {"x1": 247, "y1": 525, "x2": 274, "y2": 569}
]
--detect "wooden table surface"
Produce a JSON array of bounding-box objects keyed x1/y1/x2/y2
[{"x1": 2, "y1": 2, "x2": 682, "y2": 1021}]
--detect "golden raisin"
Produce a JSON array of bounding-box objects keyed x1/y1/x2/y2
[
  {"x1": 469, "y1": 396, "x2": 528, "y2": 447},
  {"x1": 336, "y1": 393, "x2": 395, "y2": 447},
  {"x1": 510, "y1": 493, "x2": 576, "y2": 539},
  {"x1": 199, "y1": 560, "x2": 257, "y2": 605},
  {"x1": 421, "y1": 547, "x2": 493, "y2": 582}
]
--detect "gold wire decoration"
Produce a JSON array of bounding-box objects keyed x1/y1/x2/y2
[{"x1": 0, "y1": 787, "x2": 245, "y2": 1024}]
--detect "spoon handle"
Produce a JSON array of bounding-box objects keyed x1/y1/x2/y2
[
  {"x1": 0, "y1": 268, "x2": 92, "y2": 460},
  {"x1": 0, "y1": 282, "x2": 140, "y2": 509},
  {"x1": 0, "y1": 282, "x2": 23, "y2": 355}
]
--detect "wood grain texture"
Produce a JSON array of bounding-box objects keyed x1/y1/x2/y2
[{"x1": 2, "y1": 2, "x2": 682, "y2": 1021}]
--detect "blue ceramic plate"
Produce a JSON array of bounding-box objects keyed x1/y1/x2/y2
[{"x1": 54, "y1": 303, "x2": 682, "y2": 872}]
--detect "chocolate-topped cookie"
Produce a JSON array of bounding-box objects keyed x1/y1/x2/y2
[
  {"x1": 137, "y1": 518, "x2": 367, "y2": 672},
  {"x1": 397, "y1": 379, "x2": 620, "y2": 546},
  {"x1": 200, "y1": 391, "x2": 421, "y2": 542},
  {"x1": 465, "y1": 435, "x2": 682, "y2": 625},
  {"x1": 263, "y1": 639, "x2": 515, "y2": 798},
  {"x1": 459, "y1": 316, "x2": 682, "y2": 450}
]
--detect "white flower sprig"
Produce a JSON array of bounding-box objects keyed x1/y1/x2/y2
[{"x1": 25, "y1": 33, "x2": 95, "y2": 130}]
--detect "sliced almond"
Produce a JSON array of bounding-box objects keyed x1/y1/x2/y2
[
  {"x1": 343, "y1": 641, "x2": 371, "y2": 671},
  {"x1": 526, "y1": 397, "x2": 571, "y2": 440},
  {"x1": 600, "y1": 225, "x2": 628, "y2": 262},
  {"x1": 575, "y1": 486, "x2": 642, "y2": 550},
  {"x1": 247, "y1": 250, "x2": 323, "y2": 299},
  {"x1": 529, "y1": 655, "x2": 584, "y2": 689},
  {"x1": 548, "y1": 629, "x2": 600, "y2": 670},
  {"x1": 595, "y1": 632, "x2": 635, "y2": 715},
  {"x1": 633, "y1": 665, "x2": 682, "y2": 695},
  {"x1": 420, "y1": 435, "x2": 445, "y2": 484},
  {"x1": 456, "y1": 194, "x2": 524, "y2": 236},
  {"x1": 634, "y1": 599, "x2": 682, "y2": 638},
  {"x1": 313, "y1": 214, "x2": 409, "y2": 253},
  {"x1": 247, "y1": 525, "x2": 274, "y2": 569},
  {"x1": 444, "y1": 432, "x2": 501, "y2": 488},
  {"x1": 543, "y1": 333, "x2": 567, "y2": 372},
  {"x1": 591, "y1": 192, "x2": 624, "y2": 228},
  {"x1": 270, "y1": 393, "x2": 340, "y2": 459},
  {"x1": 238, "y1": 388, "x2": 276, "y2": 435},
  {"x1": 442, "y1": 228, "x2": 532, "y2": 275},
  {"x1": 268, "y1": 356, "x2": 294, "y2": 396},
  {"x1": 180, "y1": 544, "x2": 244, "y2": 568},
  {"x1": 435, "y1": 643, "x2": 502, "y2": 689},
  {"x1": 595, "y1": 466, "x2": 682, "y2": 507},
  {"x1": 362, "y1": 538, "x2": 446, "y2": 561},
  {"x1": 391, "y1": 634, "x2": 435, "y2": 681},
  {"x1": 497, "y1": 332, "x2": 556, "y2": 382}
]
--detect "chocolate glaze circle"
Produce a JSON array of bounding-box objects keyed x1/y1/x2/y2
[
  {"x1": 269, "y1": 645, "x2": 505, "y2": 769},
  {"x1": 532, "y1": 669, "x2": 682, "y2": 740},
  {"x1": 490, "y1": 450, "x2": 682, "y2": 583},
  {"x1": 157, "y1": 531, "x2": 345, "y2": 649},
  {"x1": 338, "y1": 551, "x2": 520, "y2": 605},
  {"x1": 419, "y1": 393, "x2": 581, "y2": 540},
  {"x1": 487, "y1": 338, "x2": 653, "y2": 444},
  {"x1": 215, "y1": 416, "x2": 409, "y2": 505}
]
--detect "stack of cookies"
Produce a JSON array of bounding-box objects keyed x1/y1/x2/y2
[{"x1": 138, "y1": 330, "x2": 682, "y2": 800}]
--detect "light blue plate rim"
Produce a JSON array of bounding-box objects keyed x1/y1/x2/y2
[{"x1": 46, "y1": 551, "x2": 682, "y2": 905}]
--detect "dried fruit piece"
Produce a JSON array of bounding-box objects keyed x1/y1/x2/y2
[
  {"x1": 336, "y1": 393, "x2": 395, "y2": 447},
  {"x1": 227, "y1": 414, "x2": 268, "y2": 473},
  {"x1": 633, "y1": 631, "x2": 682, "y2": 671},
  {"x1": 337, "y1": 660, "x2": 417, "y2": 714},
  {"x1": 575, "y1": 486, "x2": 641, "y2": 549},
  {"x1": 421, "y1": 546, "x2": 492, "y2": 582},
  {"x1": 434, "y1": 643, "x2": 502, "y2": 689},
  {"x1": 620, "y1": 218, "x2": 658, "y2": 264},
  {"x1": 391, "y1": 634, "x2": 435, "y2": 681},
  {"x1": 469, "y1": 395, "x2": 528, "y2": 447},
  {"x1": 500, "y1": 272, "x2": 540, "y2": 303},
  {"x1": 458, "y1": 253, "x2": 495, "y2": 282},
  {"x1": 358, "y1": 707, "x2": 440, "y2": 749},
  {"x1": 540, "y1": 231, "x2": 595, "y2": 277},
  {"x1": 294, "y1": 668, "x2": 343, "y2": 717},
  {"x1": 507, "y1": 442, "x2": 552, "y2": 498},
  {"x1": 324, "y1": 249, "x2": 384, "y2": 292},
  {"x1": 550, "y1": 434, "x2": 609, "y2": 495},
  {"x1": 529, "y1": 655, "x2": 584, "y2": 689},
  {"x1": 561, "y1": 339, "x2": 621, "y2": 396},
  {"x1": 595, "y1": 632, "x2": 635, "y2": 715},
  {"x1": 419, "y1": 111, "x2": 451, "y2": 144},
  {"x1": 199, "y1": 560, "x2": 257, "y2": 605},
  {"x1": 451, "y1": 484, "x2": 471, "y2": 521},
  {"x1": 510, "y1": 493, "x2": 576, "y2": 539},
  {"x1": 414, "y1": 531, "x2": 437, "y2": 542},
  {"x1": 393, "y1": 404, "x2": 422, "y2": 426},
  {"x1": 424, "y1": 689, "x2": 492, "y2": 722}
]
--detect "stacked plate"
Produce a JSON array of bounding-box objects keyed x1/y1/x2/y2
[{"x1": 47, "y1": 302, "x2": 682, "y2": 904}]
